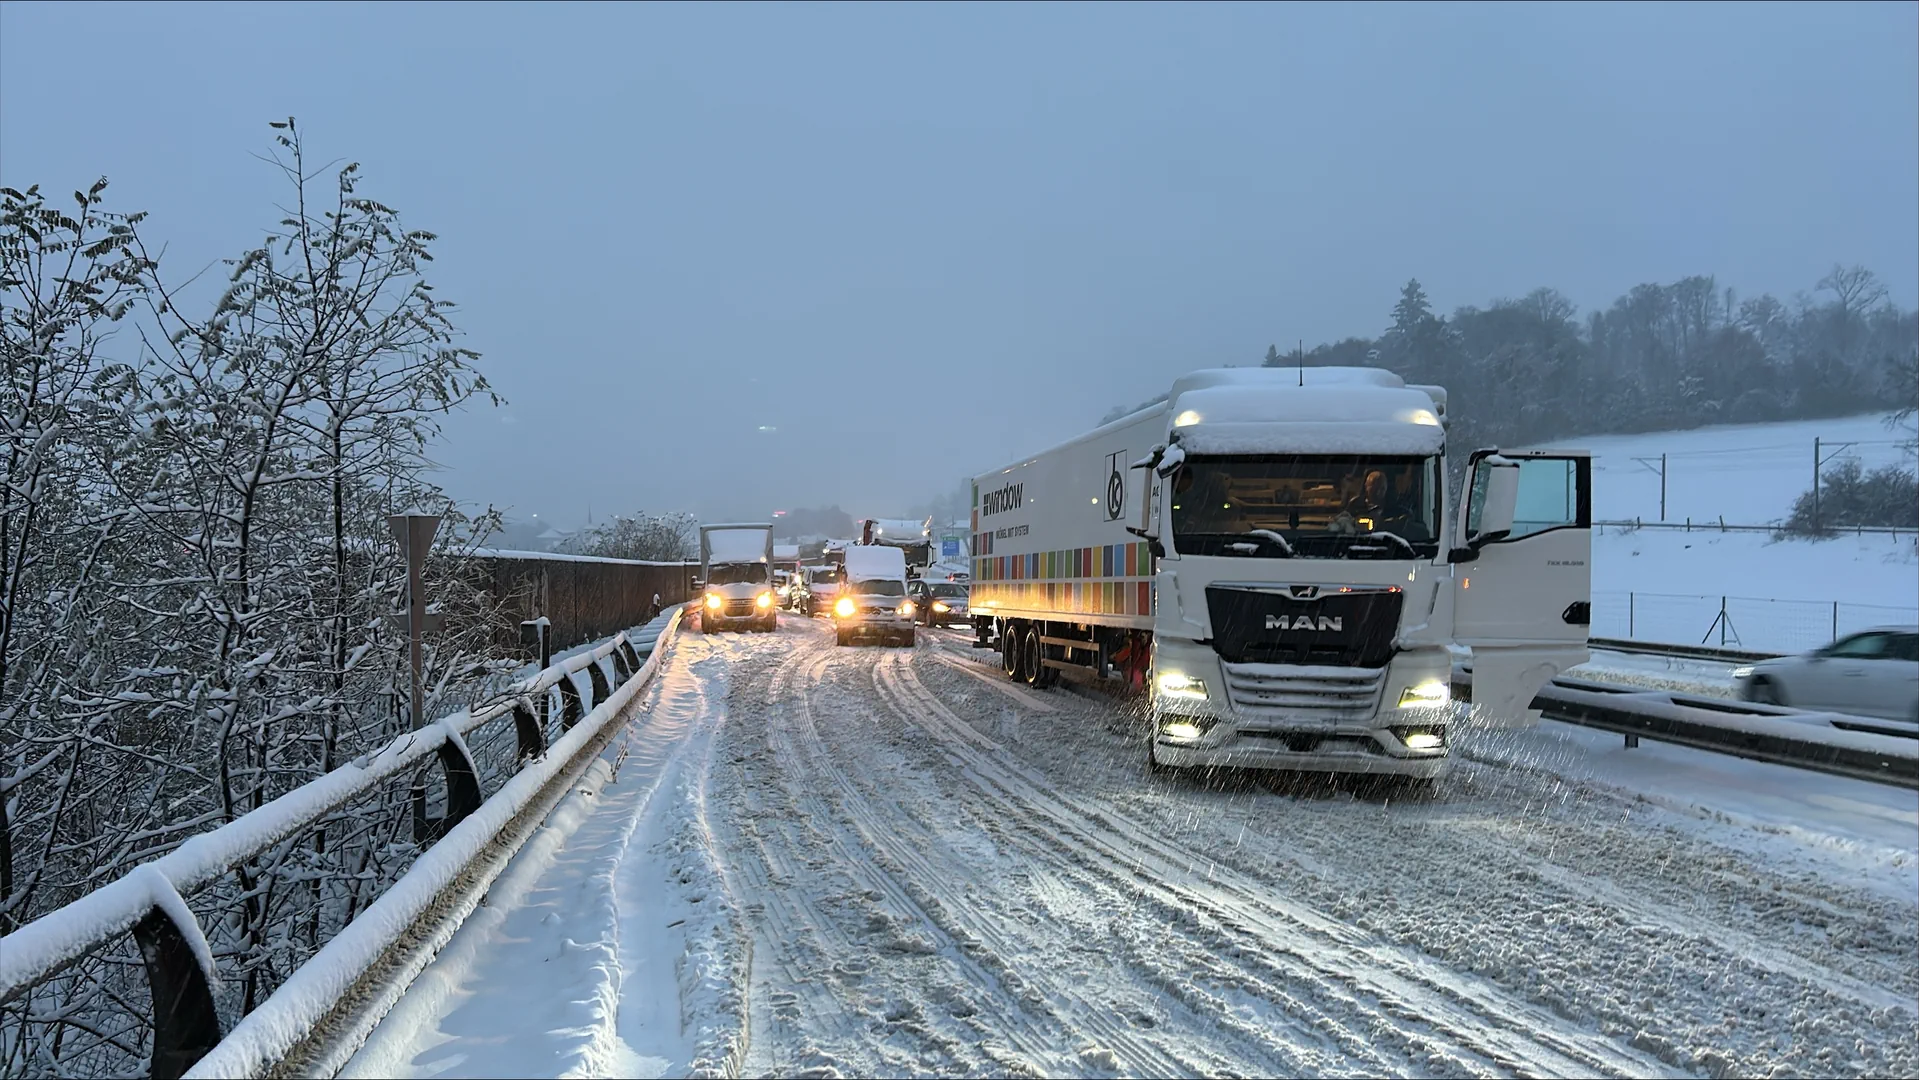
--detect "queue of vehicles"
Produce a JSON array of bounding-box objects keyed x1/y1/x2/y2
[{"x1": 695, "y1": 363, "x2": 1608, "y2": 782}]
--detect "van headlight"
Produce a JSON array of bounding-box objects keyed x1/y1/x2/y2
[
  {"x1": 834, "y1": 596, "x2": 856, "y2": 617},
  {"x1": 756, "y1": 592, "x2": 773, "y2": 609},
  {"x1": 1398, "y1": 680, "x2": 1450, "y2": 708},
  {"x1": 1156, "y1": 671, "x2": 1208, "y2": 700},
  {"x1": 932, "y1": 601, "x2": 950, "y2": 613},
  {"x1": 704, "y1": 593, "x2": 722, "y2": 610}
]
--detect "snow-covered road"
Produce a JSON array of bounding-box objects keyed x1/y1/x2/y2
[{"x1": 347, "y1": 618, "x2": 1918, "y2": 1079}]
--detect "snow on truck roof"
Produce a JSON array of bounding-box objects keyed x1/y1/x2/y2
[
  {"x1": 843, "y1": 544, "x2": 907, "y2": 578},
  {"x1": 1171, "y1": 383, "x2": 1446, "y2": 457}
]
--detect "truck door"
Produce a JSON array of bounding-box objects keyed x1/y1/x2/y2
[{"x1": 1451, "y1": 449, "x2": 1593, "y2": 727}]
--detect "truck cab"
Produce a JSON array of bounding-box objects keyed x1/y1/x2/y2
[
  {"x1": 833, "y1": 544, "x2": 917, "y2": 647},
  {"x1": 699, "y1": 523, "x2": 779, "y2": 633},
  {"x1": 1141, "y1": 371, "x2": 1590, "y2": 777}
]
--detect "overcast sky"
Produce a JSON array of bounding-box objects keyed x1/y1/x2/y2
[{"x1": 4, "y1": 1, "x2": 1914, "y2": 527}]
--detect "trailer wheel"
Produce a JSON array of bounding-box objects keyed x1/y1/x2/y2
[{"x1": 1020, "y1": 625, "x2": 1047, "y2": 687}]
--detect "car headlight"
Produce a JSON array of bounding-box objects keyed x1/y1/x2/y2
[
  {"x1": 704, "y1": 593, "x2": 722, "y2": 610},
  {"x1": 756, "y1": 592, "x2": 773, "y2": 609},
  {"x1": 1730, "y1": 665, "x2": 1754, "y2": 679},
  {"x1": 834, "y1": 596, "x2": 856, "y2": 617},
  {"x1": 899, "y1": 601, "x2": 916, "y2": 617},
  {"x1": 1156, "y1": 671, "x2": 1208, "y2": 700},
  {"x1": 1398, "y1": 680, "x2": 1451, "y2": 708},
  {"x1": 932, "y1": 601, "x2": 950, "y2": 613}
]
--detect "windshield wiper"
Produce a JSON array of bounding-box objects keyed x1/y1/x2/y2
[{"x1": 1226, "y1": 529, "x2": 1294, "y2": 557}]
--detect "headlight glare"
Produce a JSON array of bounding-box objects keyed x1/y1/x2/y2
[
  {"x1": 756, "y1": 592, "x2": 773, "y2": 609},
  {"x1": 899, "y1": 601, "x2": 916, "y2": 617},
  {"x1": 834, "y1": 596, "x2": 856, "y2": 617},
  {"x1": 1156, "y1": 671, "x2": 1208, "y2": 700},
  {"x1": 704, "y1": 593, "x2": 722, "y2": 610}
]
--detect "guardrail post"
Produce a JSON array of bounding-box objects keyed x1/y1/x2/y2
[
  {"x1": 610, "y1": 643, "x2": 632, "y2": 683},
  {"x1": 412, "y1": 739, "x2": 484, "y2": 843},
  {"x1": 557, "y1": 674, "x2": 584, "y2": 730},
  {"x1": 618, "y1": 637, "x2": 643, "y2": 674},
  {"x1": 1629, "y1": 592, "x2": 1635, "y2": 637},
  {"x1": 513, "y1": 700, "x2": 544, "y2": 764},
  {"x1": 1832, "y1": 601, "x2": 1839, "y2": 641},
  {"x1": 587, "y1": 657, "x2": 613, "y2": 705},
  {"x1": 132, "y1": 904, "x2": 221, "y2": 1080}
]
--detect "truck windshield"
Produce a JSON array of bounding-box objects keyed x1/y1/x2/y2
[
  {"x1": 851, "y1": 579, "x2": 906, "y2": 596},
  {"x1": 707, "y1": 564, "x2": 769, "y2": 585},
  {"x1": 1169, "y1": 454, "x2": 1442, "y2": 558}
]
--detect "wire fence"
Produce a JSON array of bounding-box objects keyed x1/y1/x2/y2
[{"x1": 1592, "y1": 589, "x2": 1919, "y2": 655}]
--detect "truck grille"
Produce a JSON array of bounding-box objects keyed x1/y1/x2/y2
[
  {"x1": 1220, "y1": 662, "x2": 1387, "y2": 725},
  {"x1": 1204, "y1": 586, "x2": 1401, "y2": 667}
]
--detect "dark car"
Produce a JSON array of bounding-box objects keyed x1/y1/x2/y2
[{"x1": 909, "y1": 580, "x2": 971, "y2": 627}]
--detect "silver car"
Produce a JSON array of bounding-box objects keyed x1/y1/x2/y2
[{"x1": 1733, "y1": 625, "x2": 1919, "y2": 724}]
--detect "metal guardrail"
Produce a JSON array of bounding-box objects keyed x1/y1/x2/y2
[
  {"x1": 1587, "y1": 636, "x2": 1784, "y2": 663},
  {"x1": 1454, "y1": 668, "x2": 1919, "y2": 789},
  {"x1": 0, "y1": 609, "x2": 683, "y2": 1080}
]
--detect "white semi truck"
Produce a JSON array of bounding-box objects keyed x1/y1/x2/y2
[
  {"x1": 968, "y1": 366, "x2": 1591, "y2": 779},
  {"x1": 699, "y1": 523, "x2": 778, "y2": 633}
]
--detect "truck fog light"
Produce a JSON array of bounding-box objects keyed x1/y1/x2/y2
[
  {"x1": 1398, "y1": 680, "x2": 1450, "y2": 708},
  {"x1": 1161, "y1": 720, "x2": 1207, "y2": 741},
  {"x1": 1155, "y1": 671, "x2": 1208, "y2": 700},
  {"x1": 1404, "y1": 731, "x2": 1444, "y2": 751},
  {"x1": 1730, "y1": 665, "x2": 1754, "y2": 679}
]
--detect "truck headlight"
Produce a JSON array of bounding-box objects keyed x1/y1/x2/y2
[
  {"x1": 834, "y1": 596, "x2": 856, "y2": 617},
  {"x1": 1398, "y1": 680, "x2": 1450, "y2": 708},
  {"x1": 899, "y1": 601, "x2": 916, "y2": 617},
  {"x1": 1156, "y1": 671, "x2": 1208, "y2": 700},
  {"x1": 756, "y1": 592, "x2": 773, "y2": 609},
  {"x1": 932, "y1": 601, "x2": 950, "y2": 613},
  {"x1": 704, "y1": 593, "x2": 722, "y2": 610}
]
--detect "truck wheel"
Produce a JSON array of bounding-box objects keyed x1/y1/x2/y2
[
  {"x1": 1020, "y1": 626, "x2": 1044, "y2": 687},
  {"x1": 1001, "y1": 624, "x2": 1020, "y2": 678},
  {"x1": 1147, "y1": 741, "x2": 1175, "y2": 775}
]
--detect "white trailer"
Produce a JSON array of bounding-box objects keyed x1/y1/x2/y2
[
  {"x1": 968, "y1": 366, "x2": 1591, "y2": 780},
  {"x1": 699, "y1": 523, "x2": 778, "y2": 632}
]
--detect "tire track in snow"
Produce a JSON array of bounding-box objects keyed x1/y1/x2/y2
[
  {"x1": 875, "y1": 650, "x2": 1677, "y2": 1079},
  {"x1": 851, "y1": 650, "x2": 1344, "y2": 1079},
  {"x1": 757, "y1": 628, "x2": 1072, "y2": 1076}
]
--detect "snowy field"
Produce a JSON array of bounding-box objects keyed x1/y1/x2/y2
[
  {"x1": 1540, "y1": 412, "x2": 1917, "y2": 652},
  {"x1": 347, "y1": 620, "x2": 1918, "y2": 1079}
]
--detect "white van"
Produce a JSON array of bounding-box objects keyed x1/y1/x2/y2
[{"x1": 833, "y1": 544, "x2": 916, "y2": 647}]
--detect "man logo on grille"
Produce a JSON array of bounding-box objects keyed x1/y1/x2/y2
[{"x1": 1104, "y1": 450, "x2": 1126, "y2": 521}]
